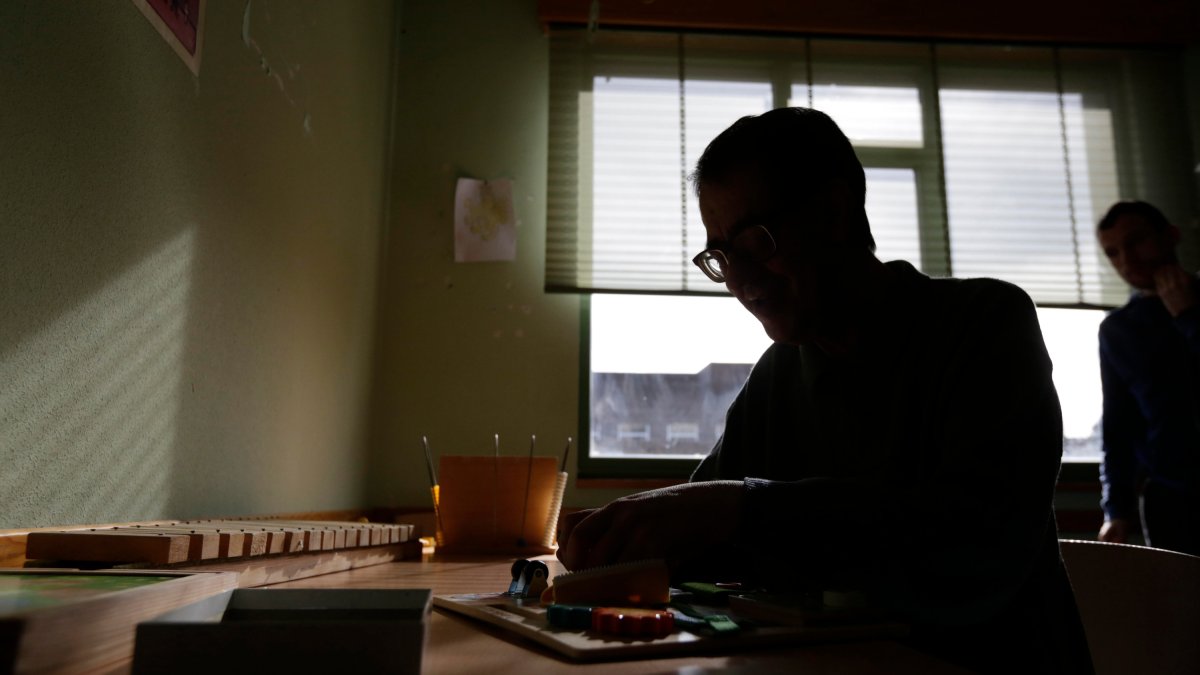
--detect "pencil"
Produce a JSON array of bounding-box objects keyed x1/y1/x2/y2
[{"x1": 518, "y1": 434, "x2": 536, "y2": 547}]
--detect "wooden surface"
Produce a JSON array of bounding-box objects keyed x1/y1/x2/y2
[
  {"x1": 265, "y1": 554, "x2": 970, "y2": 674},
  {"x1": 1060, "y1": 540, "x2": 1200, "y2": 675},
  {"x1": 45, "y1": 554, "x2": 970, "y2": 674},
  {"x1": 179, "y1": 541, "x2": 422, "y2": 588},
  {"x1": 3, "y1": 569, "x2": 239, "y2": 675}
]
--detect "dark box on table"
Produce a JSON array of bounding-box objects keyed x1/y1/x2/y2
[{"x1": 132, "y1": 587, "x2": 431, "y2": 674}]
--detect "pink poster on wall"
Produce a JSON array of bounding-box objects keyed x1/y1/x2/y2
[{"x1": 132, "y1": 0, "x2": 205, "y2": 75}]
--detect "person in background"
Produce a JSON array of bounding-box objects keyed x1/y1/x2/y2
[
  {"x1": 1095, "y1": 200, "x2": 1200, "y2": 556},
  {"x1": 559, "y1": 107, "x2": 1093, "y2": 673}
]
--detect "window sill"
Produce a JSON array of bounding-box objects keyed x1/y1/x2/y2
[
  {"x1": 1058, "y1": 459, "x2": 1100, "y2": 485},
  {"x1": 575, "y1": 477, "x2": 687, "y2": 490},
  {"x1": 577, "y1": 459, "x2": 1099, "y2": 492}
]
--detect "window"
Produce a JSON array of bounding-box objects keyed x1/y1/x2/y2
[
  {"x1": 589, "y1": 294, "x2": 770, "y2": 461},
  {"x1": 547, "y1": 30, "x2": 1193, "y2": 477}
]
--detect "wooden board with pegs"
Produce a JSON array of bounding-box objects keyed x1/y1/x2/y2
[{"x1": 24, "y1": 520, "x2": 415, "y2": 566}]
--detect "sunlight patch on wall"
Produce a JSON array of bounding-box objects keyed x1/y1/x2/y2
[{"x1": 0, "y1": 229, "x2": 195, "y2": 527}]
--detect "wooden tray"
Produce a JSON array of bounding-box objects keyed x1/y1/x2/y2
[
  {"x1": 432, "y1": 592, "x2": 908, "y2": 662},
  {"x1": 1, "y1": 569, "x2": 237, "y2": 674}
]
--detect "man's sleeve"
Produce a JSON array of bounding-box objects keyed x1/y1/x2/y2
[
  {"x1": 1171, "y1": 304, "x2": 1200, "y2": 353},
  {"x1": 691, "y1": 437, "x2": 722, "y2": 481},
  {"x1": 1098, "y1": 326, "x2": 1140, "y2": 520},
  {"x1": 691, "y1": 349, "x2": 772, "y2": 483}
]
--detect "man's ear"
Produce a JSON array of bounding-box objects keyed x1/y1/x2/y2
[
  {"x1": 1167, "y1": 223, "x2": 1182, "y2": 247},
  {"x1": 824, "y1": 181, "x2": 853, "y2": 244}
]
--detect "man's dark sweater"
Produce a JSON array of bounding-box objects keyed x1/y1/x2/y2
[{"x1": 692, "y1": 261, "x2": 1092, "y2": 673}]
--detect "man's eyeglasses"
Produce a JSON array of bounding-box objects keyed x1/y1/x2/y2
[{"x1": 691, "y1": 224, "x2": 778, "y2": 283}]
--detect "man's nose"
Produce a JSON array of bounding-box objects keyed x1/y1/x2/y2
[
  {"x1": 722, "y1": 256, "x2": 743, "y2": 290},
  {"x1": 1108, "y1": 249, "x2": 1128, "y2": 273},
  {"x1": 722, "y1": 255, "x2": 759, "y2": 292}
]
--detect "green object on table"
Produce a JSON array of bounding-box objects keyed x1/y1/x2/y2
[
  {"x1": 0, "y1": 573, "x2": 172, "y2": 614},
  {"x1": 677, "y1": 582, "x2": 739, "y2": 600},
  {"x1": 546, "y1": 603, "x2": 594, "y2": 630},
  {"x1": 701, "y1": 613, "x2": 740, "y2": 633},
  {"x1": 669, "y1": 600, "x2": 741, "y2": 634}
]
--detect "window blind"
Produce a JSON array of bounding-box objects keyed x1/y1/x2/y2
[{"x1": 546, "y1": 29, "x2": 1191, "y2": 308}]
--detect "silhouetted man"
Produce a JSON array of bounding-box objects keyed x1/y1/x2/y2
[
  {"x1": 1096, "y1": 200, "x2": 1200, "y2": 556},
  {"x1": 559, "y1": 108, "x2": 1093, "y2": 673}
]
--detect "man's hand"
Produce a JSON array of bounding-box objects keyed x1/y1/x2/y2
[
  {"x1": 557, "y1": 507, "x2": 597, "y2": 554},
  {"x1": 556, "y1": 481, "x2": 743, "y2": 571},
  {"x1": 1153, "y1": 264, "x2": 1197, "y2": 317},
  {"x1": 1098, "y1": 518, "x2": 1130, "y2": 544}
]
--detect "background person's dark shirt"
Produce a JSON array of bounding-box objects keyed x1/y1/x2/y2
[{"x1": 1099, "y1": 290, "x2": 1200, "y2": 521}]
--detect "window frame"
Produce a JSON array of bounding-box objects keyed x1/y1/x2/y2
[{"x1": 561, "y1": 31, "x2": 1188, "y2": 479}]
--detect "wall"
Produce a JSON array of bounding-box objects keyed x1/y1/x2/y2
[
  {"x1": 1188, "y1": 46, "x2": 1200, "y2": 228},
  {"x1": 0, "y1": 0, "x2": 395, "y2": 527},
  {"x1": 368, "y1": 0, "x2": 631, "y2": 511}
]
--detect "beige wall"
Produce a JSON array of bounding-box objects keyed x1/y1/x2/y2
[
  {"x1": 0, "y1": 1, "x2": 395, "y2": 527},
  {"x1": 368, "y1": 0, "x2": 630, "y2": 511}
]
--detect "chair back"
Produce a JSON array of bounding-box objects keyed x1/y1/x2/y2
[{"x1": 1059, "y1": 539, "x2": 1200, "y2": 675}]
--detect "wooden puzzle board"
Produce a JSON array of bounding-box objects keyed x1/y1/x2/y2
[
  {"x1": 432, "y1": 592, "x2": 908, "y2": 662},
  {"x1": 24, "y1": 520, "x2": 412, "y2": 565}
]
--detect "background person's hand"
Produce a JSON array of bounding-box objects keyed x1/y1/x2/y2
[
  {"x1": 1098, "y1": 517, "x2": 1129, "y2": 544},
  {"x1": 1154, "y1": 264, "x2": 1197, "y2": 317},
  {"x1": 556, "y1": 480, "x2": 743, "y2": 572}
]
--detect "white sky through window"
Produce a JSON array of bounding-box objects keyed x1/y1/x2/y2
[
  {"x1": 591, "y1": 294, "x2": 770, "y2": 374},
  {"x1": 592, "y1": 294, "x2": 1104, "y2": 439}
]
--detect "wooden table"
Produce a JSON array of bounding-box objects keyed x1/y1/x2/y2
[{"x1": 268, "y1": 554, "x2": 969, "y2": 674}]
